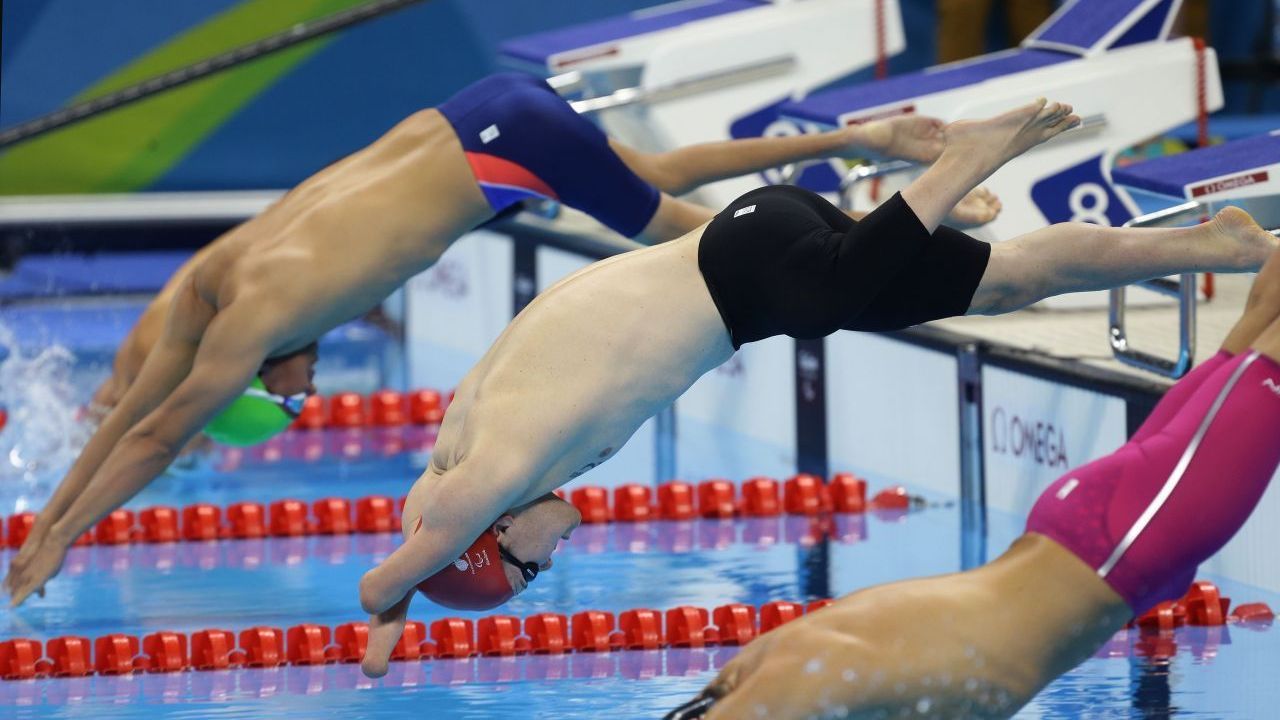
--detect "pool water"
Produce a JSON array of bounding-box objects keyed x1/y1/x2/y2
[{"x1": 2, "y1": 297, "x2": 1279, "y2": 719}]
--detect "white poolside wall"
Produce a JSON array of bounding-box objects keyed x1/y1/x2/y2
[{"x1": 406, "y1": 229, "x2": 1280, "y2": 595}]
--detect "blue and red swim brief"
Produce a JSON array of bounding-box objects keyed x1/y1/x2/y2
[{"x1": 437, "y1": 73, "x2": 661, "y2": 238}]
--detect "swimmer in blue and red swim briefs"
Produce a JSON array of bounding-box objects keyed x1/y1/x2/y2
[{"x1": 5, "y1": 71, "x2": 974, "y2": 606}]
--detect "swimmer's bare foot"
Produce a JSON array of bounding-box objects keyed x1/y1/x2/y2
[
  {"x1": 942, "y1": 98, "x2": 1079, "y2": 171},
  {"x1": 899, "y1": 99, "x2": 1079, "y2": 233},
  {"x1": 1205, "y1": 206, "x2": 1278, "y2": 273},
  {"x1": 850, "y1": 115, "x2": 946, "y2": 164},
  {"x1": 946, "y1": 186, "x2": 1002, "y2": 228}
]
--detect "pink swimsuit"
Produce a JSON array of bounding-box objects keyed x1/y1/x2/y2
[{"x1": 1026, "y1": 350, "x2": 1280, "y2": 614}]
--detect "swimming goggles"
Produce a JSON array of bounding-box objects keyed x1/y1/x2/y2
[
  {"x1": 497, "y1": 543, "x2": 540, "y2": 583},
  {"x1": 243, "y1": 385, "x2": 309, "y2": 418}
]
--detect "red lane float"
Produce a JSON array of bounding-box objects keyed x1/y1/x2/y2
[
  {"x1": 228, "y1": 502, "x2": 268, "y2": 539},
  {"x1": 409, "y1": 390, "x2": 444, "y2": 425},
  {"x1": 143, "y1": 631, "x2": 188, "y2": 673},
  {"x1": 657, "y1": 481, "x2": 697, "y2": 520},
  {"x1": 327, "y1": 393, "x2": 367, "y2": 429},
  {"x1": 614, "y1": 484, "x2": 654, "y2": 522},
  {"x1": 697, "y1": 480, "x2": 736, "y2": 519},
  {"x1": 829, "y1": 473, "x2": 867, "y2": 513},
  {"x1": 784, "y1": 474, "x2": 831, "y2": 516},
  {"x1": 0, "y1": 639, "x2": 41, "y2": 680},
  {"x1": 370, "y1": 390, "x2": 407, "y2": 427},
  {"x1": 760, "y1": 600, "x2": 804, "y2": 634},
  {"x1": 191, "y1": 629, "x2": 235, "y2": 671},
  {"x1": 182, "y1": 504, "x2": 222, "y2": 542},
  {"x1": 526, "y1": 613, "x2": 570, "y2": 655},
  {"x1": 740, "y1": 477, "x2": 780, "y2": 517}
]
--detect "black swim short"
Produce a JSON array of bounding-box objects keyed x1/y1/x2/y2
[{"x1": 697, "y1": 185, "x2": 991, "y2": 348}]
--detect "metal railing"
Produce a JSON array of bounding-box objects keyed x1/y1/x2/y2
[
  {"x1": 1108, "y1": 201, "x2": 1206, "y2": 379},
  {"x1": 562, "y1": 55, "x2": 796, "y2": 114}
]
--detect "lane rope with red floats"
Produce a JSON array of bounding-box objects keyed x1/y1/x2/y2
[
  {"x1": 3, "y1": 473, "x2": 917, "y2": 550},
  {"x1": 0, "y1": 582, "x2": 1270, "y2": 681}
]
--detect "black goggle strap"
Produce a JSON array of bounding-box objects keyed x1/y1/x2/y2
[{"x1": 497, "y1": 543, "x2": 539, "y2": 583}]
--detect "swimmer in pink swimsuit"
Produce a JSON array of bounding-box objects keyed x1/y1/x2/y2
[{"x1": 672, "y1": 249, "x2": 1280, "y2": 720}]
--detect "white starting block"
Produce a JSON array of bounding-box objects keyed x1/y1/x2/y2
[
  {"x1": 1108, "y1": 130, "x2": 1280, "y2": 377},
  {"x1": 500, "y1": 0, "x2": 906, "y2": 209},
  {"x1": 778, "y1": 0, "x2": 1222, "y2": 309}
]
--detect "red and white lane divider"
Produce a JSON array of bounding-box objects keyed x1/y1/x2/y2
[
  {"x1": 3, "y1": 474, "x2": 917, "y2": 551},
  {"x1": 1, "y1": 580, "x2": 1272, "y2": 681}
]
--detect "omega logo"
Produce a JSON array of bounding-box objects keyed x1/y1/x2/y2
[{"x1": 989, "y1": 406, "x2": 1068, "y2": 468}]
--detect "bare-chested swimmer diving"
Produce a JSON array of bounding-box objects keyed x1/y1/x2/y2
[
  {"x1": 84, "y1": 75, "x2": 993, "y2": 422},
  {"x1": 355, "y1": 98, "x2": 1278, "y2": 679},
  {"x1": 3, "y1": 72, "x2": 968, "y2": 606}
]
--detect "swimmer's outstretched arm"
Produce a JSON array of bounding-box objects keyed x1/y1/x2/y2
[
  {"x1": 89, "y1": 245, "x2": 212, "y2": 418},
  {"x1": 3, "y1": 302, "x2": 272, "y2": 606},
  {"x1": 609, "y1": 115, "x2": 945, "y2": 197},
  {"x1": 358, "y1": 464, "x2": 524, "y2": 677}
]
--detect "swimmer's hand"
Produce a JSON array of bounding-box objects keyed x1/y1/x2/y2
[
  {"x1": 946, "y1": 186, "x2": 1002, "y2": 229},
  {"x1": 4, "y1": 525, "x2": 68, "y2": 607},
  {"x1": 680, "y1": 615, "x2": 861, "y2": 720},
  {"x1": 360, "y1": 589, "x2": 412, "y2": 679},
  {"x1": 847, "y1": 115, "x2": 946, "y2": 165}
]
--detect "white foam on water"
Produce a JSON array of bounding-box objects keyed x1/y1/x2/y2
[{"x1": 0, "y1": 322, "x2": 90, "y2": 490}]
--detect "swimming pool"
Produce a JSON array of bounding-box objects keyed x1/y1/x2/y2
[{"x1": 2, "y1": 277, "x2": 1279, "y2": 720}]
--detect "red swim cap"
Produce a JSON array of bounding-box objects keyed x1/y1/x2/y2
[{"x1": 415, "y1": 527, "x2": 515, "y2": 610}]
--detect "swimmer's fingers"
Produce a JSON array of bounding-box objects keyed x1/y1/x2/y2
[
  {"x1": 5, "y1": 533, "x2": 42, "y2": 596},
  {"x1": 361, "y1": 591, "x2": 412, "y2": 679},
  {"x1": 7, "y1": 539, "x2": 66, "y2": 608},
  {"x1": 5, "y1": 524, "x2": 49, "y2": 591}
]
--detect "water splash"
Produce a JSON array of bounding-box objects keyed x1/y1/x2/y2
[{"x1": 0, "y1": 322, "x2": 90, "y2": 489}]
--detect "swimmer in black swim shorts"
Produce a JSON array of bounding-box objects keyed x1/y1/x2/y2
[
  {"x1": 358, "y1": 98, "x2": 1279, "y2": 678},
  {"x1": 8, "y1": 71, "x2": 977, "y2": 608}
]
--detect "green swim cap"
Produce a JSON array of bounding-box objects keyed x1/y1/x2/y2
[{"x1": 204, "y1": 378, "x2": 294, "y2": 446}]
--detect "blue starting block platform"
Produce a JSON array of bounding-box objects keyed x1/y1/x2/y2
[
  {"x1": 500, "y1": 0, "x2": 765, "y2": 69},
  {"x1": 782, "y1": 0, "x2": 1185, "y2": 127},
  {"x1": 1112, "y1": 130, "x2": 1280, "y2": 201}
]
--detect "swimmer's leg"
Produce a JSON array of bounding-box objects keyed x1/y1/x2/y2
[
  {"x1": 1098, "y1": 343, "x2": 1280, "y2": 613},
  {"x1": 901, "y1": 98, "x2": 1079, "y2": 232},
  {"x1": 1132, "y1": 245, "x2": 1280, "y2": 442},
  {"x1": 632, "y1": 194, "x2": 717, "y2": 244},
  {"x1": 967, "y1": 207, "x2": 1277, "y2": 316},
  {"x1": 1223, "y1": 243, "x2": 1280, "y2": 352}
]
